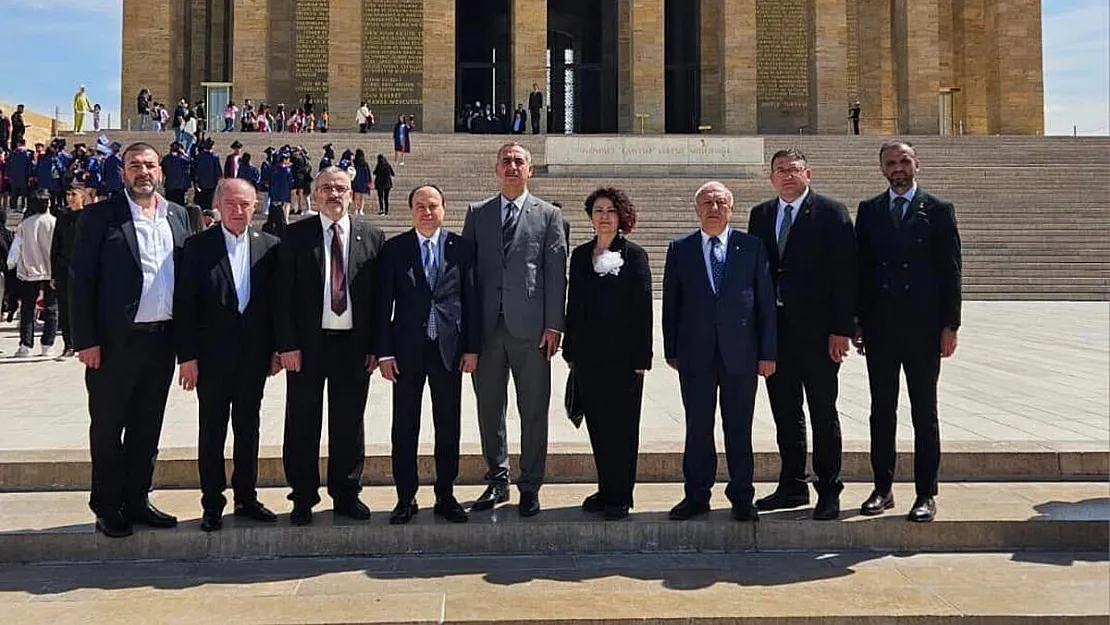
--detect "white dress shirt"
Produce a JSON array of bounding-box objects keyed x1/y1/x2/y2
[
  {"x1": 127, "y1": 190, "x2": 176, "y2": 322},
  {"x1": 888, "y1": 182, "x2": 918, "y2": 217},
  {"x1": 223, "y1": 226, "x2": 251, "y2": 313},
  {"x1": 500, "y1": 191, "x2": 530, "y2": 223},
  {"x1": 319, "y1": 213, "x2": 353, "y2": 330},
  {"x1": 700, "y1": 225, "x2": 731, "y2": 293},
  {"x1": 775, "y1": 186, "x2": 810, "y2": 239}
]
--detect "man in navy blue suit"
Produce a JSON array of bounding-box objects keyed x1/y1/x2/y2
[{"x1": 662, "y1": 181, "x2": 777, "y2": 522}]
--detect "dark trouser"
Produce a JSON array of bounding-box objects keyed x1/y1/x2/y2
[
  {"x1": 678, "y1": 353, "x2": 758, "y2": 506},
  {"x1": 376, "y1": 187, "x2": 391, "y2": 214},
  {"x1": 391, "y1": 339, "x2": 462, "y2": 503},
  {"x1": 56, "y1": 276, "x2": 71, "y2": 351},
  {"x1": 165, "y1": 189, "x2": 187, "y2": 206},
  {"x1": 282, "y1": 332, "x2": 371, "y2": 507},
  {"x1": 580, "y1": 365, "x2": 643, "y2": 508},
  {"x1": 87, "y1": 324, "x2": 176, "y2": 517},
  {"x1": 864, "y1": 336, "x2": 942, "y2": 498},
  {"x1": 197, "y1": 354, "x2": 268, "y2": 512},
  {"x1": 851, "y1": 119, "x2": 860, "y2": 135},
  {"x1": 10, "y1": 184, "x2": 27, "y2": 210},
  {"x1": 2, "y1": 272, "x2": 18, "y2": 320},
  {"x1": 529, "y1": 109, "x2": 541, "y2": 134},
  {"x1": 18, "y1": 280, "x2": 57, "y2": 348},
  {"x1": 765, "y1": 311, "x2": 843, "y2": 497},
  {"x1": 195, "y1": 187, "x2": 216, "y2": 211}
]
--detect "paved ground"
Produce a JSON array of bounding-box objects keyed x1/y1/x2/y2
[{"x1": 0, "y1": 301, "x2": 1106, "y2": 453}]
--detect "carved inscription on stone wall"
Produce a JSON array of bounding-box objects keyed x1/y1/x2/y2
[
  {"x1": 756, "y1": 0, "x2": 810, "y2": 131},
  {"x1": 846, "y1": 0, "x2": 860, "y2": 101},
  {"x1": 295, "y1": 0, "x2": 330, "y2": 107},
  {"x1": 362, "y1": 0, "x2": 424, "y2": 108}
]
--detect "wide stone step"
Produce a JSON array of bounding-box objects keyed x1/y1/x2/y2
[
  {"x1": 2, "y1": 445, "x2": 1105, "y2": 491},
  {"x1": 1, "y1": 483, "x2": 1106, "y2": 564},
  {"x1": 0, "y1": 551, "x2": 1106, "y2": 624}
]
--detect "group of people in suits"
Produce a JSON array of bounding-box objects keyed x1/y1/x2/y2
[{"x1": 68, "y1": 137, "x2": 959, "y2": 539}]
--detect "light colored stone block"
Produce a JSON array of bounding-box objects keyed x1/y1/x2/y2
[{"x1": 422, "y1": 0, "x2": 455, "y2": 132}]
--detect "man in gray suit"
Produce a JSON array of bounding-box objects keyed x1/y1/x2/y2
[{"x1": 462, "y1": 142, "x2": 568, "y2": 517}]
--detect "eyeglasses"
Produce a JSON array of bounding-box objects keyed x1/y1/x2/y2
[
  {"x1": 773, "y1": 166, "x2": 807, "y2": 177},
  {"x1": 317, "y1": 184, "x2": 351, "y2": 194}
]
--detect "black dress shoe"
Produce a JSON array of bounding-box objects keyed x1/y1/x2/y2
[
  {"x1": 333, "y1": 497, "x2": 372, "y2": 521},
  {"x1": 290, "y1": 504, "x2": 313, "y2": 526},
  {"x1": 200, "y1": 511, "x2": 223, "y2": 532},
  {"x1": 234, "y1": 501, "x2": 278, "y2": 523},
  {"x1": 812, "y1": 496, "x2": 841, "y2": 521},
  {"x1": 581, "y1": 492, "x2": 605, "y2": 513},
  {"x1": 860, "y1": 490, "x2": 895, "y2": 516},
  {"x1": 755, "y1": 489, "x2": 810, "y2": 511},
  {"x1": 123, "y1": 502, "x2": 178, "y2": 528},
  {"x1": 518, "y1": 492, "x2": 541, "y2": 517},
  {"x1": 603, "y1": 505, "x2": 630, "y2": 521},
  {"x1": 433, "y1": 498, "x2": 470, "y2": 523},
  {"x1": 908, "y1": 496, "x2": 936, "y2": 523},
  {"x1": 731, "y1": 503, "x2": 760, "y2": 522},
  {"x1": 95, "y1": 511, "x2": 133, "y2": 538},
  {"x1": 389, "y1": 500, "x2": 419, "y2": 525},
  {"x1": 668, "y1": 498, "x2": 710, "y2": 521},
  {"x1": 470, "y1": 484, "x2": 509, "y2": 511}
]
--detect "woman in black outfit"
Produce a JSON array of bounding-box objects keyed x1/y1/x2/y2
[
  {"x1": 562, "y1": 187, "x2": 653, "y2": 520},
  {"x1": 372, "y1": 154, "x2": 395, "y2": 215}
]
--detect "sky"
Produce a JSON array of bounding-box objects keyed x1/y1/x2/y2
[{"x1": 0, "y1": 0, "x2": 1106, "y2": 135}]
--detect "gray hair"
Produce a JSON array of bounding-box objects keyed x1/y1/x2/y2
[
  {"x1": 694, "y1": 181, "x2": 734, "y2": 205},
  {"x1": 212, "y1": 178, "x2": 257, "y2": 205},
  {"x1": 313, "y1": 166, "x2": 350, "y2": 191},
  {"x1": 496, "y1": 142, "x2": 533, "y2": 164}
]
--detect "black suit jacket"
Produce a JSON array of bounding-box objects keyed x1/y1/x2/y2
[
  {"x1": 274, "y1": 215, "x2": 385, "y2": 365},
  {"x1": 747, "y1": 189, "x2": 857, "y2": 341},
  {"x1": 528, "y1": 90, "x2": 544, "y2": 111},
  {"x1": 173, "y1": 225, "x2": 281, "y2": 373},
  {"x1": 562, "y1": 234, "x2": 653, "y2": 371},
  {"x1": 856, "y1": 188, "x2": 962, "y2": 345},
  {"x1": 69, "y1": 194, "x2": 191, "y2": 351},
  {"x1": 376, "y1": 229, "x2": 481, "y2": 373}
]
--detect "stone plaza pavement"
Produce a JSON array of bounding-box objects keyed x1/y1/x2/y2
[{"x1": 0, "y1": 301, "x2": 1106, "y2": 454}]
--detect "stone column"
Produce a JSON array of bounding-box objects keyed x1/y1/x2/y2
[
  {"x1": 328, "y1": 0, "x2": 362, "y2": 132},
  {"x1": 955, "y1": 0, "x2": 990, "y2": 134},
  {"x1": 990, "y1": 0, "x2": 1043, "y2": 134},
  {"x1": 902, "y1": 0, "x2": 941, "y2": 134},
  {"x1": 720, "y1": 0, "x2": 758, "y2": 134},
  {"x1": 232, "y1": 0, "x2": 270, "y2": 104},
  {"x1": 512, "y1": 0, "x2": 548, "y2": 123},
  {"x1": 700, "y1": 0, "x2": 723, "y2": 132},
  {"x1": 811, "y1": 0, "x2": 849, "y2": 133},
  {"x1": 618, "y1": 0, "x2": 665, "y2": 133},
  {"x1": 122, "y1": 0, "x2": 174, "y2": 131},
  {"x1": 422, "y1": 0, "x2": 455, "y2": 132},
  {"x1": 857, "y1": 0, "x2": 896, "y2": 134}
]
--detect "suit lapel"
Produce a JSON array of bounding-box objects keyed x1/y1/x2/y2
[
  {"x1": 905, "y1": 189, "x2": 929, "y2": 226},
  {"x1": 510, "y1": 196, "x2": 537, "y2": 252},
  {"x1": 404, "y1": 229, "x2": 431, "y2": 295},
  {"x1": 247, "y1": 227, "x2": 266, "y2": 309},
  {"x1": 166, "y1": 203, "x2": 186, "y2": 249},
  {"x1": 117, "y1": 198, "x2": 141, "y2": 269},
  {"x1": 348, "y1": 217, "x2": 368, "y2": 279},
  {"x1": 690, "y1": 233, "x2": 715, "y2": 297},
  {"x1": 310, "y1": 216, "x2": 326, "y2": 283},
  {"x1": 212, "y1": 228, "x2": 238, "y2": 312},
  {"x1": 483, "y1": 196, "x2": 502, "y2": 256},
  {"x1": 720, "y1": 230, "x2": 746, "y2": 295}
]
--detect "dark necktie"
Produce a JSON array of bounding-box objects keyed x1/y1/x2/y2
[
  {"x1": 710, "y1": 236, "x2": 725, "y2": 294},
  {"x1": 330, "y1": 222, "x2": 347, "y2": 315},
  {"x1": 502, "y1": 201, "x2": 518, "y2": 257},
  {"x1": 891, "y1": 197, "x2": 908, "y2": 228},
  {"x1": 424, "y1": 239, "x2": 438, "y2": 340},
  {"x1": 777, "y1": 204, "x2": 794, "y2": 257}
]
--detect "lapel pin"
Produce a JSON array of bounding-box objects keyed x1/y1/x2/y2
[{"x1": 252, "y1": 232, "x2": 259, "y2": 237}]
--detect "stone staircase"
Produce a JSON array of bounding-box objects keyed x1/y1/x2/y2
[{"x1": 58, "y1": 131, "x2": 1110, "y2": 302}]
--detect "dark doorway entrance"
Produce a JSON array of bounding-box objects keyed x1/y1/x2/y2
[
  {"x1": 665, "y1": 0, "x2": 701, "y2": 133},
  {"x1": 456, "y1": 0, "x2": 511, "y2": 132},
  {"x1": 547, "y1": 0, "x2": 618, "y2": 134}
]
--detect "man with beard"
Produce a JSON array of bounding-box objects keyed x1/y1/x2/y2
[
  {"x1": 161, "y1": 141, "x2": 192, "y2": 206},
  {"x1": 854, "y1": 140, "x2": 962, "y2": 523},
  {"x1": 70, "y1": 142, "x2": 191, "y2": 538}
]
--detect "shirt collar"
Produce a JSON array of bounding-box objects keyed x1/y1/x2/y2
[
  {"x1": 778, "y1": 187, "x2": 810, "y2": 211},
  {"x1": 124, "y1": 189, "x2": 169, "y2": 221},
  {"x1": 319, "y1": 212, "x2": 351, "y2": 235},
  {"x1": 888, "y1": 182, "x2": 918, "y2": 204},
  {"x1": 222, "y1": 225, "x2": 249, "y2": 245},
  {"x1": 500, "y1": 190, "x2": 529, "y2": 211},
  {"x1": 416, "y1": 228, "x2": 442, "y2": 247},
  {"x1": 700, "y1": 225, "x2": 731, "y2": 248}
]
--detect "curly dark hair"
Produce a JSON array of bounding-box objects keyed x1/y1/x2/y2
[{"x1": 583, "y1": 186, "x2": 637, "y2": 233}]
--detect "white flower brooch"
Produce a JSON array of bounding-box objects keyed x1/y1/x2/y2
[{"x1": 593, "y1": 250, "x2": 624, "y2": 277}]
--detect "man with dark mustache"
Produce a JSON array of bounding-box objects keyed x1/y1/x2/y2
[{"x1": 70, "y1": 142, "x2": 192, "y2": 538}]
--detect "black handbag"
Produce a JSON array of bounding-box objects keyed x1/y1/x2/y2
[{"x1": 564, "y1": 369, "x2": 585, "y2": 429}]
